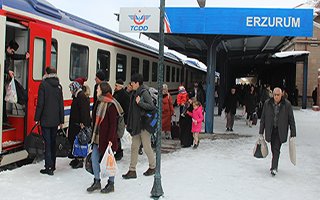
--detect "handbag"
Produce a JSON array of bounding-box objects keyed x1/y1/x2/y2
[
  {"x1": 5, "y1": 78, "x2": 18, "y2": 103},
  {"x1": 55, "y1": 128, "x2": 71, "y2": 157},
  {"x1": 78, "y1": 126, "x2": 92, "y2": 145},
  {"x1": 24, "y1": 123, "x2": 44, "y2": 159},
  {"x1": 289, "y1": 137, "x2": 296, "y2": 166},
  {"x1": 72, "y1": 136, "x2": 88, "y2": 157},
  {"x1": 253, "y1": 137, "x2": 268, "y2": 158},
  {"x1": 85, "y1": 151, "x2": 93, "y2": 175},
  {"x1": 100, "y1": 143, "x2": 117, "y2": 178}
]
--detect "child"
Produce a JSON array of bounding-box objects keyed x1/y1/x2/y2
[
  {"x1": 177, "y1": 86, "x2": 189, "y2": 115},
  {"x1": 187, "y1": 100, "x2": 204, "y2": 149}
]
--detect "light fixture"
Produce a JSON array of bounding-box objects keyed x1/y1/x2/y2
[{"x1": 197, "y1": 0, "x2": 206, "y2": 8}]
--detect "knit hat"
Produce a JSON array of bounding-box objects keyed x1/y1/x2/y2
[
  {"x1": 69, "y1": 81, "x2": 82, "y2": 94},
  {"x1": 115, "y1": 79, "x2": 124, "y2": 87},
  {"x1": 74, "y1": 77, "x2": 86, "y2": 86},
  {"x1": 96, "y1": 69, "x2": 106, "y2": 81},
  {"x1": 178, "y1": 86, "x2": 186, "y2": 93}
]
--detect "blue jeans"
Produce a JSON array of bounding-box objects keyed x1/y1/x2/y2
[
  {"x1": 91, "y1": 144, "x2": 115, "y2": 182},
  {"x1": 42, "y1": 126, "x2": 58, "y2": 169}
]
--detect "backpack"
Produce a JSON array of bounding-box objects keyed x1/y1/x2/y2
[
  {"x1": 109, "y1": 99, "x2": 125, "y2": 138},
  {"x1": 148, "y1": 87, "x2": 158, "y2": 106},
  {"x1": 140, "y1": 88, "x2": 158, "y2": 134}
]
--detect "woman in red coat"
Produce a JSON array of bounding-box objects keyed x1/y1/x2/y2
[
  {"x1": 87, "y1": 81, "x2": 118, "y2": 194},
  {"x1": 162, "y1": 84, "x2": 175, "y2": 139}
]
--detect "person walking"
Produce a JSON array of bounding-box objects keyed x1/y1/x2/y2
[
  {"x1": 68, "y1": 81, "x2": 91, "y2": 169},
  {"x1": 122, "y1": 73, "x2": 156, "y2": 179},
  {"x1": 259, "y1": 87, "x2": 296, "y2": 176},
  {"x1": 244, "y1": 86, "x2": 257, "y2": 127},
  {"x1": 186, "y1": 100, "x2": 204, "y2": 149},
  {"x1": 113, "y1": 79, "x2": 130, "y2": 161},
  {"x1": 34, "y1": 67, "x2": 64, "y2": 176},
  {"x1": 162, "y1": 84, "x2": 174, "y2": 139},
  {"x1": 87, "y1": 81, "x2": 118, "y2": 193},
  {"x1": 222, "y1": 86, "x2": 238, "y2": 132},
  {"x1": 312, "y1": 87, "x2": 317, "y2": 106}
]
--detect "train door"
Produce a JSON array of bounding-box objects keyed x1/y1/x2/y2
[
  {"x1": 27, "y1": 22, "x2": 52, "y2": 134},
  {"x1": 0, "y1": 15, "x2": 6, "y2": 153}
]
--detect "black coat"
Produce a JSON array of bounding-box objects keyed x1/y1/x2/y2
[
  {"x1": 259, "y1": 98, "x2": 296, "y2": 143},
  {"x1": 189, "y1": 88, "x2": 205, "y2": 106},
  {"x1": 34, "y1": 75, "x2": 64, "y2": 127},
  {"x1": 245, "y1": 92, "x2": 257, "y2": 114},
  {"x1": 113, "y1": 88, "x2": 130, "y2": 124},
  {"x1": 223, "y1": 93, "x2": 238, "y2": 114},
  {"x1": 68, "y1": 91, "x2": 91, "y2": 145},
  {"x1": 127, "y1": 85, "x2": 156, "y2": 136},
  {"x1": 179, "y1": 103, "x2": 193, "y2": 147}
]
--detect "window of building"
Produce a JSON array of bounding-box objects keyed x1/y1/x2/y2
[
  {"x1": 69, "y1": 43, "x2": 89, "y2": 80},
  {"x1": 176, "y1": 68, "x2": 180, "y2": 82},
  {"x1": 131, "y1": 57, "x2": 139, "y2": 75},
  {"x1": 143, "y1": 60, "x2": 150, "y2": 81},
  {"x1": 97, "y1": 49, "x2": 110, "y2": 81},
  {"x1": 116, "y1": 54, "x2": 127, "y2": 81},
  {"x1": 50, "y1": 39, "x2": 58, "y2": 70},
  {"x1": 166, "y1": 65, "x2": 170, "y2": 82},
  {"x1": 171, "y1": 66, "x2": 175, "y2": 82},
  {"x1": 152, "y1": 62, "x2": 158, "y2": 82},
  {"x1": 33, "y1": 38, "x2": 46, "y2": 80}
]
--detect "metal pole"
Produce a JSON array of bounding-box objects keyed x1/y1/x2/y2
[
  {"x1": 151, "y1": 0, "x2": 165, "y2": 198},
  {"x1": 302, "y1": 55, "x2": 308, "y2": 109}
]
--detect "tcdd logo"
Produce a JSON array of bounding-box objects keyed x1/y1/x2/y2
[{"x1": 128, "y1": 10, "x2": 151, "y2": 31}]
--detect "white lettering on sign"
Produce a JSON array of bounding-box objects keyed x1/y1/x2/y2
[{"x1": 246, "y1": 16, "x2": 300, "y2": 28}]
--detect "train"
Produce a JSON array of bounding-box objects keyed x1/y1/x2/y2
[{"x1": 0, "y1": 0, "x2": 206, "y2": 167}]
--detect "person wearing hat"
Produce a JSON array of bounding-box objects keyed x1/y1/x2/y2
[
  {"x1": 113, "y1": 79, "x2": 130, "y2": 161},
  {"x1": 75, "y1": 77, "x2": 90, "y2": 98},
  {"x1": 68, "y1": 81, "x2": 91, "y2": 168},
  {"x1": 93, "y1": 69, "x2": 107, "y2": 109},
  {"x1": 222, "y1": 86, "x2": 239, "y2": 132},
  {"x1": 177, "y1": 85, "x2": 188, "y2": 115},
  {"x1": 3, "y1": 40, "x2": 30, "y2": 125}
]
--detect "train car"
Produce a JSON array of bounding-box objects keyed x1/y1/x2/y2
[{"x1": 0, "y1": 0, "x2": 206, "y2": 167}]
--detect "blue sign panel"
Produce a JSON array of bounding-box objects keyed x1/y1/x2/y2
[{"x1": 164, "y1": 8, "x2": 313, "y2": 37}]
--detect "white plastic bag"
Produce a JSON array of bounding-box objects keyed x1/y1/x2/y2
[
  {"x1": 289, "y1": 137, "x2": 296, "y2": 166},
  {"x1": 120, "y1": 129, "x2": 132, "y2": 148},
  {"x1": 100, "y1": 143, "x2": 117, "y2": 178},
  {"x1": 221, "y1": 109, "x2": 226, "y2": 120},
  {"x1": 5, "y1": 78, "x2": 18, "y2": 103},
  {"x1": 253, "y1": 136, "x2": 268, "y2": 158}
]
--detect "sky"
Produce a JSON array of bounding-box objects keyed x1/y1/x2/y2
[
  {"x1": 1, "y1": 107, "x2": 320, "y2": 199},
  {"x1": 45, "y1": 0, "x2": 310, "y2": 49}
]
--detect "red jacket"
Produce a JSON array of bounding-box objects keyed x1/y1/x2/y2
[
  {"x1": 177, "y1": 92, "x2": 188, "y2": 106},
  {"x1": 162, "y1": 94, "x2": 174, "y2": 131}
]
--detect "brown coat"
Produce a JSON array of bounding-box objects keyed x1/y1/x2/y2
[{"x1": 162, "y1": 94, "x2": 174, "y2": 132}]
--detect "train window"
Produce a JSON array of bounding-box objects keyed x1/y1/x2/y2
[
  {"x1": 166, "y1": 65, "x2": 170, "y2": 82},
  {"x1": 143, "y1": 60, "x2": 150, "y2": 81},
  {"x1": 176, "y1": 68, "x2": 180, "y2": 82},
  {"x1": 116, "y1": 54, "x2": 127, "y2": 81},
  {"x1": 70, "y1": 43, "x2": 89, "y2": 80},
  {"x1": 33, "y1": 38, "x2": 46, "y2": 80},
  {"x1": 171, "y1": 67, "x2": 175, "y2": 82},
  {"x1": 131, "y1": 57, "x2": 139, "y2": 75},
  {"x1": 51, "y1": 39, "x2": 58, "y2": 70},
  {"x1": 181, "y1": 67, "x2": 185, "y2": 83},
  {"x1": 152, "y1": 62, "x2": 157, "y2": 82},
  {"x1": 97, "y1": 49, "x2": 110, "y2": 81}
]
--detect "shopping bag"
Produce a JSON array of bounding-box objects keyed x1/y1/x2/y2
[
  {"x1": 221, "y1": 110, "x2": 226, "y2": 120},
  {"x1": 100, "y1": 143, "x2": 117, "y2": 178},
  {"x1": 5, "y1": 78, "x2": 18, "y2": 103},
  {"x1": 85, "y1": 151, "x2": 93, "y2": 175},
  {"x1": 253, "y1": 137, "x2": 268, "y2": 158},
  {"x1": 289, "y1": 137, "x2": 296, "y2": 166},
  {"x1": 72, "y1": 136, "x2": 88, "y2": 157},
  {"x1": 55, "y1": 128, "x2": 71, "y2": 157}
]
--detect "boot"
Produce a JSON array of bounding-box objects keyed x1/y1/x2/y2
[
  {"x1": 101, "y1": 180, "x2": 115, "y2": 193},
  {"x1": 87, "y1": 178, "x2": 101, "y2": 192},
  {"x1": 122, "y1": 170, "x2": 137, "y2": 179},
  {"x1": 143, "y1": 168, "x2": 155, "y2": 176},
  {"x1": 72, "y1": 158, "x2": 83, "y2": 169},
  {"x1": 69, "y1": 159, "x2": 78, "y2": 167},
  {"x1": 40, "y1": 168, "x2": 54, "y2": 176}
]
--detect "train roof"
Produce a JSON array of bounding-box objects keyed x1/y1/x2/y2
[{"x1": 1, "y1": 0, "x2": 186, "y2": 64}]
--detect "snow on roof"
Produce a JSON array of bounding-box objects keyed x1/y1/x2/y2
[{"x1": 272, "y1": 51, "x2": 310, "y2": 58}]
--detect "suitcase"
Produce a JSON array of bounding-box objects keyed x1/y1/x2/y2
[{"x1": 171, "y1": 121, "x2": 180, "y2": 139}]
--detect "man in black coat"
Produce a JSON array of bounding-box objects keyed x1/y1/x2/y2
[
  {"x1": 259, "y1": 87, "x2": 296, "y2": 176},
  {"x1": 222, "y1": 86, "x2": 238, "y2": 131},
  {"x1": 35, "y1": 67, "x2": 64, "y2": 176},
  {"x1": 113, "y1": 79, "x2": 130, "y2": 161},
  {"x1": 3, "y1": 40, "x2": 29, "y2": 124}
]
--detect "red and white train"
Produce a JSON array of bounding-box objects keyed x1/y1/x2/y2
[{"x1": 0, "y1": 0, "x2": 206, "y2": 167}]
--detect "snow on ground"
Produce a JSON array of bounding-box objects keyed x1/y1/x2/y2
[{"x1": 1, "y1": 108, "x2": 320, "y2": 200}]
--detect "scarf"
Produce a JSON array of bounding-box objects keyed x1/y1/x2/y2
[{"x1": 93, "y1": 93, "x2": 113, "y2": 137}]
